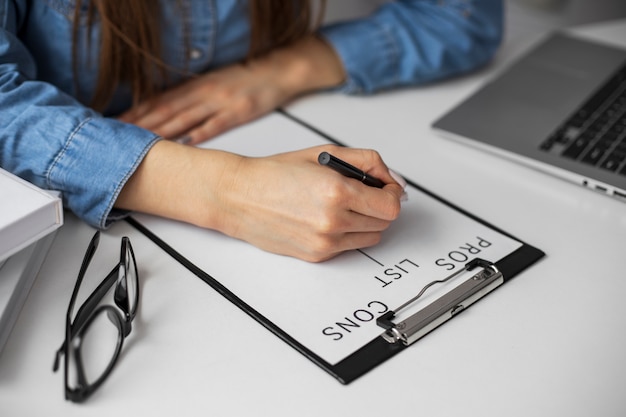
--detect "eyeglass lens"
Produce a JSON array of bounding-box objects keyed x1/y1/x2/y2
[{"x1": 67, "y1": 307, "x2": 123, "y2": 389}]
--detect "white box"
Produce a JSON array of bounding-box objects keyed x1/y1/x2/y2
[{"x1": 0, "y1": 168, "x2": 63, "y2": 261}]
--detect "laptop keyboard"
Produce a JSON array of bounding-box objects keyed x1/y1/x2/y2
[{"x1": 540, "y1": 61, "x2": 626, "y2": 176}]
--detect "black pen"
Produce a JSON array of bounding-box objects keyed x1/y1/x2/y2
[{"x1": 318, "y1": 151, "x2": 386, "y2": 188}]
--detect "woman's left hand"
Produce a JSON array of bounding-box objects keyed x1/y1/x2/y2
[{"x1": 119, "y1": 36, "x2": 345, "y2": 144}]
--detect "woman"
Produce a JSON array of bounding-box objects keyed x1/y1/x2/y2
[{"x1": 0, "y1": 0, "x2": 503, "y2": 261}]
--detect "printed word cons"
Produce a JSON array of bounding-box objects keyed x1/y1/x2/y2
[{"x1": 322, "y1": 301, "x2": 389, "y2": 341}]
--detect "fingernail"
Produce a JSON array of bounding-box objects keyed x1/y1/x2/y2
[
  {"x1": 388, "y1": 169, "x2": 408, "y2": 202},
  {"x1": 388, "y1": 169, "x2": 407, "y2": 189},
  {"x1": 173, "y1": 135, "x2": 192, "y2": 145},
  {"x1": 389, "y1": 169, "x2": 406, "y2": 189}
]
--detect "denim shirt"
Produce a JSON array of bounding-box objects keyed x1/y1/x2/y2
[{"x1": 0, "y1": 0, "x2": 503, "y2": 229}]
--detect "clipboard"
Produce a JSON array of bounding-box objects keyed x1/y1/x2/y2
[{"x1": 127, "y1": 112, "x2": 544, "y2": 384}]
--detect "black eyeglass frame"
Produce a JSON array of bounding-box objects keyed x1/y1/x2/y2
[{"x1": 53, "y1": 231, "x2": 139, "y2": 403}]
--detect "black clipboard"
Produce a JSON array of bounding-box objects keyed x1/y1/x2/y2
[{"x1": 127, "y1": 111, "x2": 544, "y2": 384}]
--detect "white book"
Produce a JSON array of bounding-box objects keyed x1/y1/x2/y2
[
  {"x1": 1, "y1": 169, "x2": 63, "y2": 355},
  {"x1": 0, "y1": 231, "x2": 58, "y2": 356},
  {"x1": 0, "y1": 168, "x2": 63, "y2": 261}
]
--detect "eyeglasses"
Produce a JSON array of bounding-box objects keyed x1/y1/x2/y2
[{"x1": 53, "y1": 231, "x2": 139, "y2": 402}]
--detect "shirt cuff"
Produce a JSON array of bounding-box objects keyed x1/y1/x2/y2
[{"x1": 48, "y1": 117, "x2": 161, "y2": 229}]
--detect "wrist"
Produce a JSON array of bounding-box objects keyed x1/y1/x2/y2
[{"x1": 115, "y1": 140, "x2": 245, "y2": 232}]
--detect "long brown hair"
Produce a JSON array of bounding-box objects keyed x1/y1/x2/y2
[{"x1": 72, "y1": 0, "x2": 324, "y2": 112}]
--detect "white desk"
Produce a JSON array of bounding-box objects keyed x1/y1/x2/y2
[{"x1": 2, "y1": 10, "x2": 625, "y2": 417}]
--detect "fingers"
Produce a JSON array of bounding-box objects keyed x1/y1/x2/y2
[
  {"x1": 274, "y1": 208, "x2": 396, "y2": 263},
  {"x1": 313, "y1": 145, "x2": 406, "y2": 218},
  {"x1": 324, "y1": 146, "x2": 392, "y2": 182},
  {"x1": 122, "y1": 102, "x2": 235, "y2": 145},
  {"x1": 314, "y1": 174, "x2": 402, "y2": 229},
  {"x1": 118, "y1": 63, "x2": 287, "y2": 144},
  {"x1": 290, "y1": 231, "x2": 387, "y2": 263},
  {"x1": 119, "y1": 90, "x2": 264, "y2": 145},
  {"x1": 185, "y1": 98, "x2": 261, "y2": 144},
  {"x1": 119, "y1": 92, "x2": 191, "y2": 128},
  {"x1": 120, "y1": 93, "x2": 210, "y2": 138},
  {"x1": 318, "y1": 146, "x2": 405, "y2": 192},
  {"x1": 295, "y1": 150, "x2": 405, "y2": 261},
  {"x1": 244, "y1": 206, "x2": 391, "y2": 263}
]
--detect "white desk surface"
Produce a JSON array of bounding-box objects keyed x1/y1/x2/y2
[{"x1": 2, "y1": 7, "x2": 625, "y2": 417}]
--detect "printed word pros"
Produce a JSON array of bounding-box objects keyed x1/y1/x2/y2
[{"x1": 435, "y1": 236, "x2": 492, "y2": 270}]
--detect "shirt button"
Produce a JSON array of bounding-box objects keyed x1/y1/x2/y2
[{"x1": 189, "y1": 48, "x2": 202, "y2": 60}]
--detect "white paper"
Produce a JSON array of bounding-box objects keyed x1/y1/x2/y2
[{"x1": 135, "y1": 113, "x2": 522, "y2": 365}]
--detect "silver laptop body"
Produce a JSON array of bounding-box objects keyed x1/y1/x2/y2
[{"x1": 432, "y1": 32, "x2": 626, "y2": 201}]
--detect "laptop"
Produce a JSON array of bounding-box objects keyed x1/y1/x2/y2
[{"x1": 432, "y1": 31, "x2": 626, "y2": 201}]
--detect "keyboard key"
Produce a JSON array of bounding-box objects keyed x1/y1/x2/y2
[
  {"x1": 582, "y1": 145, "x2": 607, "y2": 165},
  {"x1": 600, "y1": 130, "x2": 618, "y2": 144},
  {"x1": 600, "y1": 153, "x2": 625, "y2": 172},
  {"x1": 562, "y1": 137, "x2": 591, "y2": 159},
  {"x1": 539, "y1": 139, "x2": 554, "y2": 151},
  {"x1": 615, "y1": 141, "x2": 626, "y2": 153},
  {"x1": 553, "y1": 128, "x2": 570, "y2": 144}
]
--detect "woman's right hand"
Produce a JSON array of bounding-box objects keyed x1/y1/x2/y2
[{"x1": 115, "y1": 142, "x2": 404, "y2": 262}]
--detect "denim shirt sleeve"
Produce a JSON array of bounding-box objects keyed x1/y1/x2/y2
[
  {"x1": 318, "y1": 0, "x2": 504, "y2": 94},
  {"x1": 0, "y1": 0, "x2": 160, "y2": 229}
]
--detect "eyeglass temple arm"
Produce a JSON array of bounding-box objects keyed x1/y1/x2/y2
[{"x1": 72, "y1": 267, "x2": 118, "y2": 331}]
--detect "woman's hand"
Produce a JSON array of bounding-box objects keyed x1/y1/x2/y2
[
  {"x1": 213, "y1": 145, "x2": 405, "y2": 262},
  {"x1": 119, "y1": 36, "x2": 345, "y2": 145},
  {"x1": 116, "y1": 143, "x2": 405, "y2": 262}
]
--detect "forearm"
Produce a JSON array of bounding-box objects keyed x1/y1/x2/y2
[{"x1": 115, "y1": 140, "x2": 243, "y2": 232}]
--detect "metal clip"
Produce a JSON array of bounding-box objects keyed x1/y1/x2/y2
[{"x1": 376, "y1": 258, "x2": 503, "y2": 345}]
